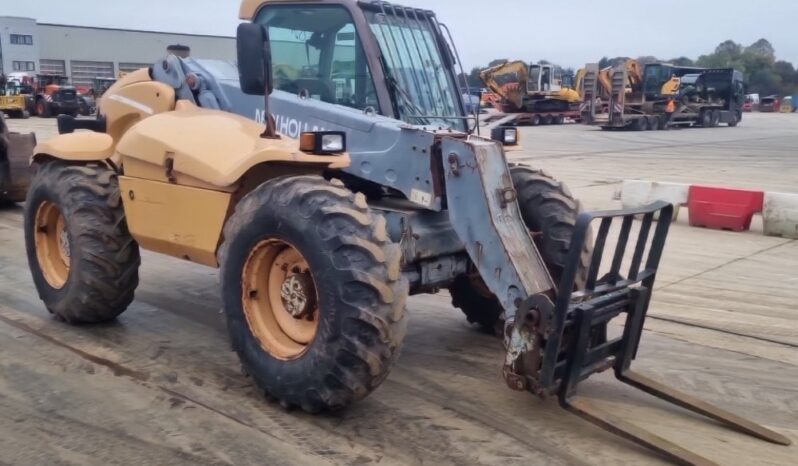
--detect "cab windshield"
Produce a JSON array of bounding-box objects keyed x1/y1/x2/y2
[
  {"x1": 363, "y1": 6, "x2": 467, "y2": 131},
  {"x1": 643, "y1": 64, "x2": 672, "y2": 99}
]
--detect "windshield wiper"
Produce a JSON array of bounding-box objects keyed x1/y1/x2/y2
[{"x1": 387, "y1": 75, "x2": 433, "y2": 125}]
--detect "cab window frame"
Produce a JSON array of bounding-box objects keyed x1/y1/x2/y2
[{"x1": 254, "y1": 3, "x2": 381, "y2": 113}]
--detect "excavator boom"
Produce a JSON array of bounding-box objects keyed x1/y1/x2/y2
[{"x1": 480, "y1": 60, "x2": 529, "y2": 110}]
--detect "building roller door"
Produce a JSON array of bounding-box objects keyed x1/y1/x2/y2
[
  {"x1": 118, "y1": 62, "x2": 150, "y2": 75},
  {"x1": 39, "y1": 59, "x2": 66, "y2": 76},
  {"x1": 70, "y1": 60, "x2": 114, "y2": 87}
]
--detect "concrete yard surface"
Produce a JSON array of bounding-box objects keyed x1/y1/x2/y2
[{"x1": 1, "y1": 113, "x2": 797, "y2": 465}]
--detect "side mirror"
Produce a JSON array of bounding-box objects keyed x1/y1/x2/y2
[{"x1": 237, "y1": 23, "x2": 273, "y2": 96}]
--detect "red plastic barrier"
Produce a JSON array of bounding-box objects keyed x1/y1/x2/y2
[{"x1": 688, "y1": 186, "x2": 765, "y2": 231}]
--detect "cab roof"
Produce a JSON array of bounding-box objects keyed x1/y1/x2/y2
[{"x1": 239, "y1": 0, "x2": 435, "y2": 20}]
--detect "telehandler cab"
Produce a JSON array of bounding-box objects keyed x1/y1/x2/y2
[{"x1": 25, "y1": 1, "x2": 789, "y2": 464}]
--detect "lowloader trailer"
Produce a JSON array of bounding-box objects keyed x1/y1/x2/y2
[{"x1": 582, "y1": 62, "x2": 745, "y2": 131}]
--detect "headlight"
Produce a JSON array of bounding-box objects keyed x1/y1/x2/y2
[
  {"x1": 491, "y1": 126, "x2": 519, "y2": 146},
  {"x1": 300, "y1": 131, "x2": 347, "y2": 155},
  {"x1": 503, "y1": 128, "x2": 518, "y2": 145},
  {"x1": 321, "y1": 133, "x2": 344, "y2": 152}
]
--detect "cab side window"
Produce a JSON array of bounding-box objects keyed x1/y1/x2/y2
[{"x1": 256, "y1": 5, "x2": 379, "y2": 112}]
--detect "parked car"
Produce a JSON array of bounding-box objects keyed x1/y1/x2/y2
[
  {"x1": 759, "y1": 96, "x2": 779, "y2": 112},
  {"x1": 743, "y1": 101, "x2": 753, "y2": 112}
]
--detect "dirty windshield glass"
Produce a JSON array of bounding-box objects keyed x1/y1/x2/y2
[
  {"x1": 256, "y1": 5, "x2": 379, "y2": 112},
  {"x1": 364, "y1": 8, "x2": 465, "y2": 131}
]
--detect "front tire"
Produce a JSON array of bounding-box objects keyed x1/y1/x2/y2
[
  {"x1": 219, "y1": 176, "x2": 408, "y2": 412},
  {"x1": 450, "y1": 167, "x2": 591, "y2": 333},
  {"x1": 24, "y1": 161, "x2": 140, "y2": 323}
]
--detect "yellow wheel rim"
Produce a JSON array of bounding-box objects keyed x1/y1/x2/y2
[
  {"x1": 34, "y1": 201, "x2": 71, "y2": 289},
  {"x1": 241, "y1": 239, "x2": 319, "y2": 360}
]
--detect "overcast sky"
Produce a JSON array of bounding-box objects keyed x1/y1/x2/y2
[{"x1": 6, "y1": 0, "x2": 798, "y2": 70}]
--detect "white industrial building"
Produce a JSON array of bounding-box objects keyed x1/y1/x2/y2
[{"x1": 0, "y1": 16, "x2": 236, "y2": 87}]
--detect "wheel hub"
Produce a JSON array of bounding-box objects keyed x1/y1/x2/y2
[
  {"x1": 241, "y1": 239, "x2": 320, "y2": 360},
  {"x1": 280, "y1": 272, "x2": 315, "y2": 319}
]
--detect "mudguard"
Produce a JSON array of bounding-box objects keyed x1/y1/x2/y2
[
  {"x1": 115, "y1": 102, "x2": 349, "y2": 188},
  {"x1": 33, "y1": 132, "x2": 115, "y2": 163}
]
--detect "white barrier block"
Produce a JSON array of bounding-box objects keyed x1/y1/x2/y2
[
  {"x1": 620, "y1": 180, "x2": 689, "y2": 219},
  {"x1": 763, "y1": 192, "x2": 798, "y2": 239}
]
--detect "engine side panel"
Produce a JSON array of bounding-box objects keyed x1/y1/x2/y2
[{"x1": 118, "y1": 176, "x2": 232, "y2": 267}]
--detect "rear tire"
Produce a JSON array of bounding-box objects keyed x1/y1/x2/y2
[
  {"x1": 24, "y1": 161, "x2": 141, "y2": 323},
  {"x1": 219, "y1": 176, "x2": 408, "y2": 412},
  {"x1": 530, "y1": 114, "x2": 541, "y2": 126},
  {"x1": 632, "y1": 117, "x2": 646, "y2": 131},
  {"x1": 700, "y1": 110, "x2": 712, "y2": 127},
  {"x1": 450, "y1": 166, "x2": 591, "y2": 333},
  {"x1": 728, "y1": 111, "x2": 741, "y2": 127},
  {"x1": 35, "y1": 99, "x2": 51, "y2": 118}
]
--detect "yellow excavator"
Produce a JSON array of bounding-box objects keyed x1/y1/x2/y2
[{"x1": 481, "y1": 61, "x2": 581, "y2": 114}]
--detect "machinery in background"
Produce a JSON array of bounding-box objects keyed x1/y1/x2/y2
[
  {"x1": 31, "y1": 74, "x2": 80, "y2": 118},
  {"x1": 582, "y1": 61, "x2": 744, "y2": 130},
  {"x1": 76, "y1": 77, "x2": 118, "y2": 116},
  {"x1": 481, "y1": 60, "x2": 582, "y2": 125},
  {"x1": 0, "y1": 80, "x2": 31, "y2": 119},
  {"x1": 780, "y1": 96, "x2": 796, "y2": 112},
  {"x1": 0, "y1": 111, "x2": 36, "y2": 203},
  {"x1": 579, "y1": 60, "x2": 648, "y2": 119}
]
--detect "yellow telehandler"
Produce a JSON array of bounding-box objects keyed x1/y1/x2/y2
[{"x1": 23, "y1": 1, "x2": 789, "y2": 464}]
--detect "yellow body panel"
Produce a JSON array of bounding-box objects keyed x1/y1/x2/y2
[
  {"x1": 119, "y1": 177, "x2": 232, "y2": 267},
  {"x1": 0, "y1": 95, "x2": 27, "y2": 112},
  {"x1": 34, "y1": 132, "x2": 115, "y2": 162},
  {"x1": 239, "y1": 0, "x2": 263, "y2": 19},
  {"x1": 661, "y1": 77, "x2": 681, "y2": 97},
  {"x1": 116, "y1": 102, "x2": 349, "y2": 188},
  {"x1": 99, "y1": 71, "x2": 176, "y2": 144}
]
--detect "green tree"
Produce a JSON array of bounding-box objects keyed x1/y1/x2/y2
[
  {"x1": 669, "y1": 56, "x2": 695, "y2": 66},
  {"x1": 745, "y1": 38, "x2": 775, "y2": 60}
]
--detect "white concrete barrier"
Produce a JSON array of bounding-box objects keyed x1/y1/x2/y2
[
  {"x1": 620, "y1": 180, "x2": 689, "y2": 219},
  {"x1": 763, "y1": 192, "x2": 798, "y2": 239}
]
